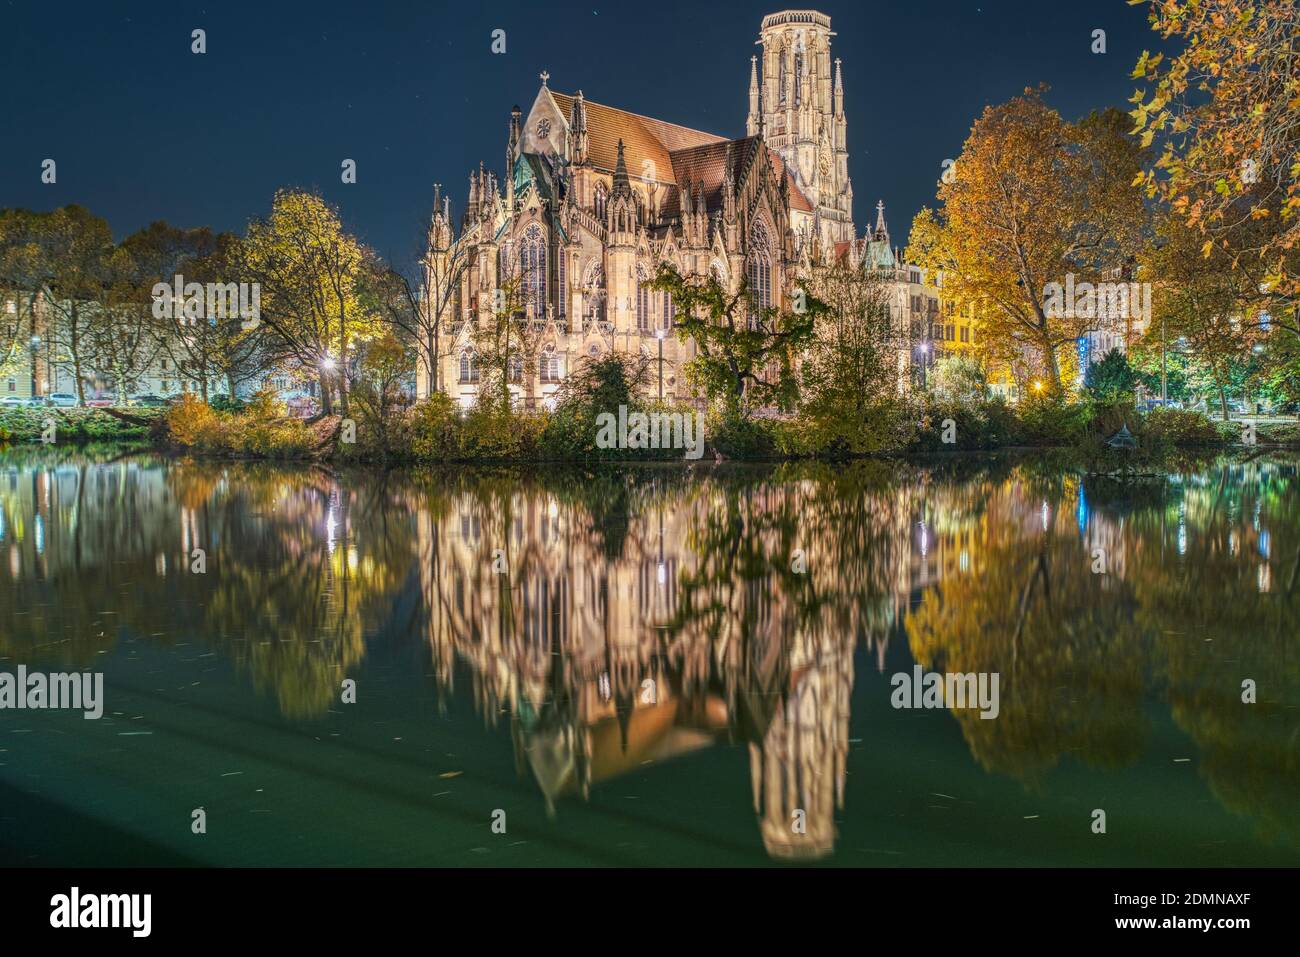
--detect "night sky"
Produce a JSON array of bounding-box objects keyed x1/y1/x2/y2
[{"x1": 2, "y1": 1, "x2": 1157, "y2": 269}]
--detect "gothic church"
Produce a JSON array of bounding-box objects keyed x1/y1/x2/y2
[{"x1": 427, "y1": 10, "x2": 872, "y2": 407}]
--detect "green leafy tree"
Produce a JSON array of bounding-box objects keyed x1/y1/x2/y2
[
  {"x1": 1084, "y1": 348, "x2": 1138, "y2": 402},
  {"x1": 649, "y1": 262, "x2": 819, "y2": 413}
]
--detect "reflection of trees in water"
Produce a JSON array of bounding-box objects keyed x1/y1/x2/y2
[
  {"x1": 193, "y1": 463, "x2": 416, "y2": 717},
  {"x1": 1128, "y1": 465, "x2": 1300, "y2": 845},
  {"x1": 2, "y1": 447, "x2": 1297, "y2": 853},
  {"x1": 0, "y1": 451, "x2": 416, "y2": 718},
  {"x1": 908, "y1": 459, "x2": 1300, "y2": 847},
  {"x1": 907, "y1": 509, "x2": 1150, "y2": 782}
]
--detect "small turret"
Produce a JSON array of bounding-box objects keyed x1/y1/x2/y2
[{"x1": 570, "y1": 90, "x2": 589, "y2": 165}]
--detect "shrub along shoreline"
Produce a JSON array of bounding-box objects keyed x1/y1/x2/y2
[
  {"x1": 131, "y1": 387, "x2": 1300, "y2": 472},
  {"x1": 5, "y1": 359, "x2": 1297, "y2": 468}
]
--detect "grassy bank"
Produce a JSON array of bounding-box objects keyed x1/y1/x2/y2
[{"x1": 0, "y1": 406, "x2": 167, "y2": 444}]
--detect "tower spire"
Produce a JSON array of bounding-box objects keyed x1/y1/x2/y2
[
  {"x1": 570, "y1": 90, "x2": 588, "y2": 165},
  {"x1": 746, "y1": 55, "x2": 760, "y2": 136},
  {"x1": 611, "y1": 139, "x2": 632, "y2": 198}
]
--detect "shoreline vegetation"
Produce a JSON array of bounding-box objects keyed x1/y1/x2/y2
[{"x1": 4, "y1": 386, "x2": 1297, "y2": 475}]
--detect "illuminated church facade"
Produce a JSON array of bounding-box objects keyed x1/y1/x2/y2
[{"x1": 426, "y1": 10, "x2": 904, "y2": 408}]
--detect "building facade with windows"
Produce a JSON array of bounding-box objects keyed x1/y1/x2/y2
[{"x1": 428, "y1": 10, "x2": 865, "y2": 409}]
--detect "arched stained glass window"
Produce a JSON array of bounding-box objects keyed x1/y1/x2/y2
[
  {"x1": 747, "y1": 219, "x2": 773, "y2": 328},
  {"x1": 594, "y1": 183, "x2": 608, "y2": 221},
  {"x1": 498, "y1": 242, "x2": 515, "y2": 283},
  {"x1": 519, "y1": 224, "x2": 546, "y2": 315}
]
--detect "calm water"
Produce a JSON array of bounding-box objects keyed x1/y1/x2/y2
[{"x1": 0, "y1": 445, "x2": 1296, "y2": 867}]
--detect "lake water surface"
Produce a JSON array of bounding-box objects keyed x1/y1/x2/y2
[{"x1": 1, "y1": 446, "x2": 1297, "y2": 866}]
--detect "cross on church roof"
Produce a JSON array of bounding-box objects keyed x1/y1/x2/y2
[{"x1": 539, "y1": 70, "x2": 550, "y2": 87}]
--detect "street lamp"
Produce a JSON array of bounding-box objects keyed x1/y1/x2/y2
[
  {"x1": 656, "y1": 327, "x2": 666, "y2": 401},
  {"x1": 29, "y1": 335, "x2": 42, "y2": 399}
]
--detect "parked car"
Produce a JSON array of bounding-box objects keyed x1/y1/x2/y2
[
  {"x1": 45, "y1": 393, "x2": 80, "y2": 407},
  {"x1": 83, "y1": 396, "x2": 116, "y2": 408},
  {"x1": 130, "y1": 394, "x2": 169, "y2": 407},
  {"x1": 0, "y1": 395, "x2": 34, "y2": 407}
]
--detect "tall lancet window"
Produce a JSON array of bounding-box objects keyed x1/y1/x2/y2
[
  {"x1": 636, "y1": 265, "x2": 651, "y2": 331},
  {"x1": 557, "y1": 248, "x2": 567, "y2": 319},
  {"x1": 594, "y1": 183, "x2": 608, "y2": 221},
  {"x1": 498, "y1": 241, "x2": 515, "y2": 284},
  {"x1": 747, "y1": 219, "x2": 772, "y2": 328},
  {"x1": 794, "y1": 46, "x2": 803, "y2": 107},
  {"x1": 779, "y1": 47, "x2": 788, "y2": 106},
  {"x1": 519, "y1": 224, "x2": 546, "y2": 316}
]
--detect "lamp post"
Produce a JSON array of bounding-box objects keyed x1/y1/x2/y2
[
  {"x1": 656, "y1": 327, "x2": 665, "y2": 401},
  {"x1": 29, "y1": 335, "x2": 41, "y2": 399}
]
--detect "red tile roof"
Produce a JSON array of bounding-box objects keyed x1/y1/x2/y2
[{"x1": 548, "y1": 90, "x2": 813, "y2": 217}]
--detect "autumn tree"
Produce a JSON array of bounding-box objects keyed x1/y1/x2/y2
[
  {"x1": 908, "y1": 93, "x2": 1149, "y2": 392},
  {"x1": 186, "y1": 233, "x2": 275, "y2": 401},
  {"x1": 117, "y1": 221, "x2": 232, "y2": 401},
  {"x1": 0, "y1": 206, "x2": 115, "y2": 403},
  {"x1": 649, "y1": 262, "x2": 819, "y2": 413},
  {"x1": 1141, "y1": 207, "x2": 1267, "y2": 418},
  {"x1": 236, "y1": 190, "x2": 382, "y2": 414},
  {"x1": 0, "y1": 210, "x2": 43, "y2": 372},
  {"x1": 1130, "y1": 0, "x2": 1300, "y2": 306},
  {"x1": 84, "y1": 243, "x2": 166, "y2": 403}
]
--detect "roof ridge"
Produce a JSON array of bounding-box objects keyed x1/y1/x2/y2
[{"x1": 551, "y1": 90, "x2": 728, "y2": 144}]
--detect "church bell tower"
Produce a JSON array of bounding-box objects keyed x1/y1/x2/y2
[{"x1": 748, "y1": 10, "x2": 853, "y2": 245}]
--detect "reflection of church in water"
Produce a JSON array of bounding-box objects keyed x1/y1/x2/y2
[{"x1": 415, "y1": 482, "x2": 890, "y2": 860}]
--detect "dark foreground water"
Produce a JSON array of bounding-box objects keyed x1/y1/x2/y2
[{"x1": 0, "y1": 445, "x2": 1296, "y2": 866}]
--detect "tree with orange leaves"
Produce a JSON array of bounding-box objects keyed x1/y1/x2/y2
[
  {"x1": 1129, "y1": 0, "x2": 1300, "y2": 312},
  {"x1": 908, "y1": 91, "x2": 1147, "y2": 392}
]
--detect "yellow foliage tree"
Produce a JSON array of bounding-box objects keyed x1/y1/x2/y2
[{"x1": 908, "y1": 92, "x2": 1147, "y2": 392}]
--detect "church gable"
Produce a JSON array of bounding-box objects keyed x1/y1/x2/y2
[{"x1": 520, "y1": 86, "x2": 568, "y2": 160}]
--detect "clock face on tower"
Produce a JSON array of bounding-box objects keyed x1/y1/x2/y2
[{"x1": 536, "y1": 119, "x2": 551, "y2": 138}]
